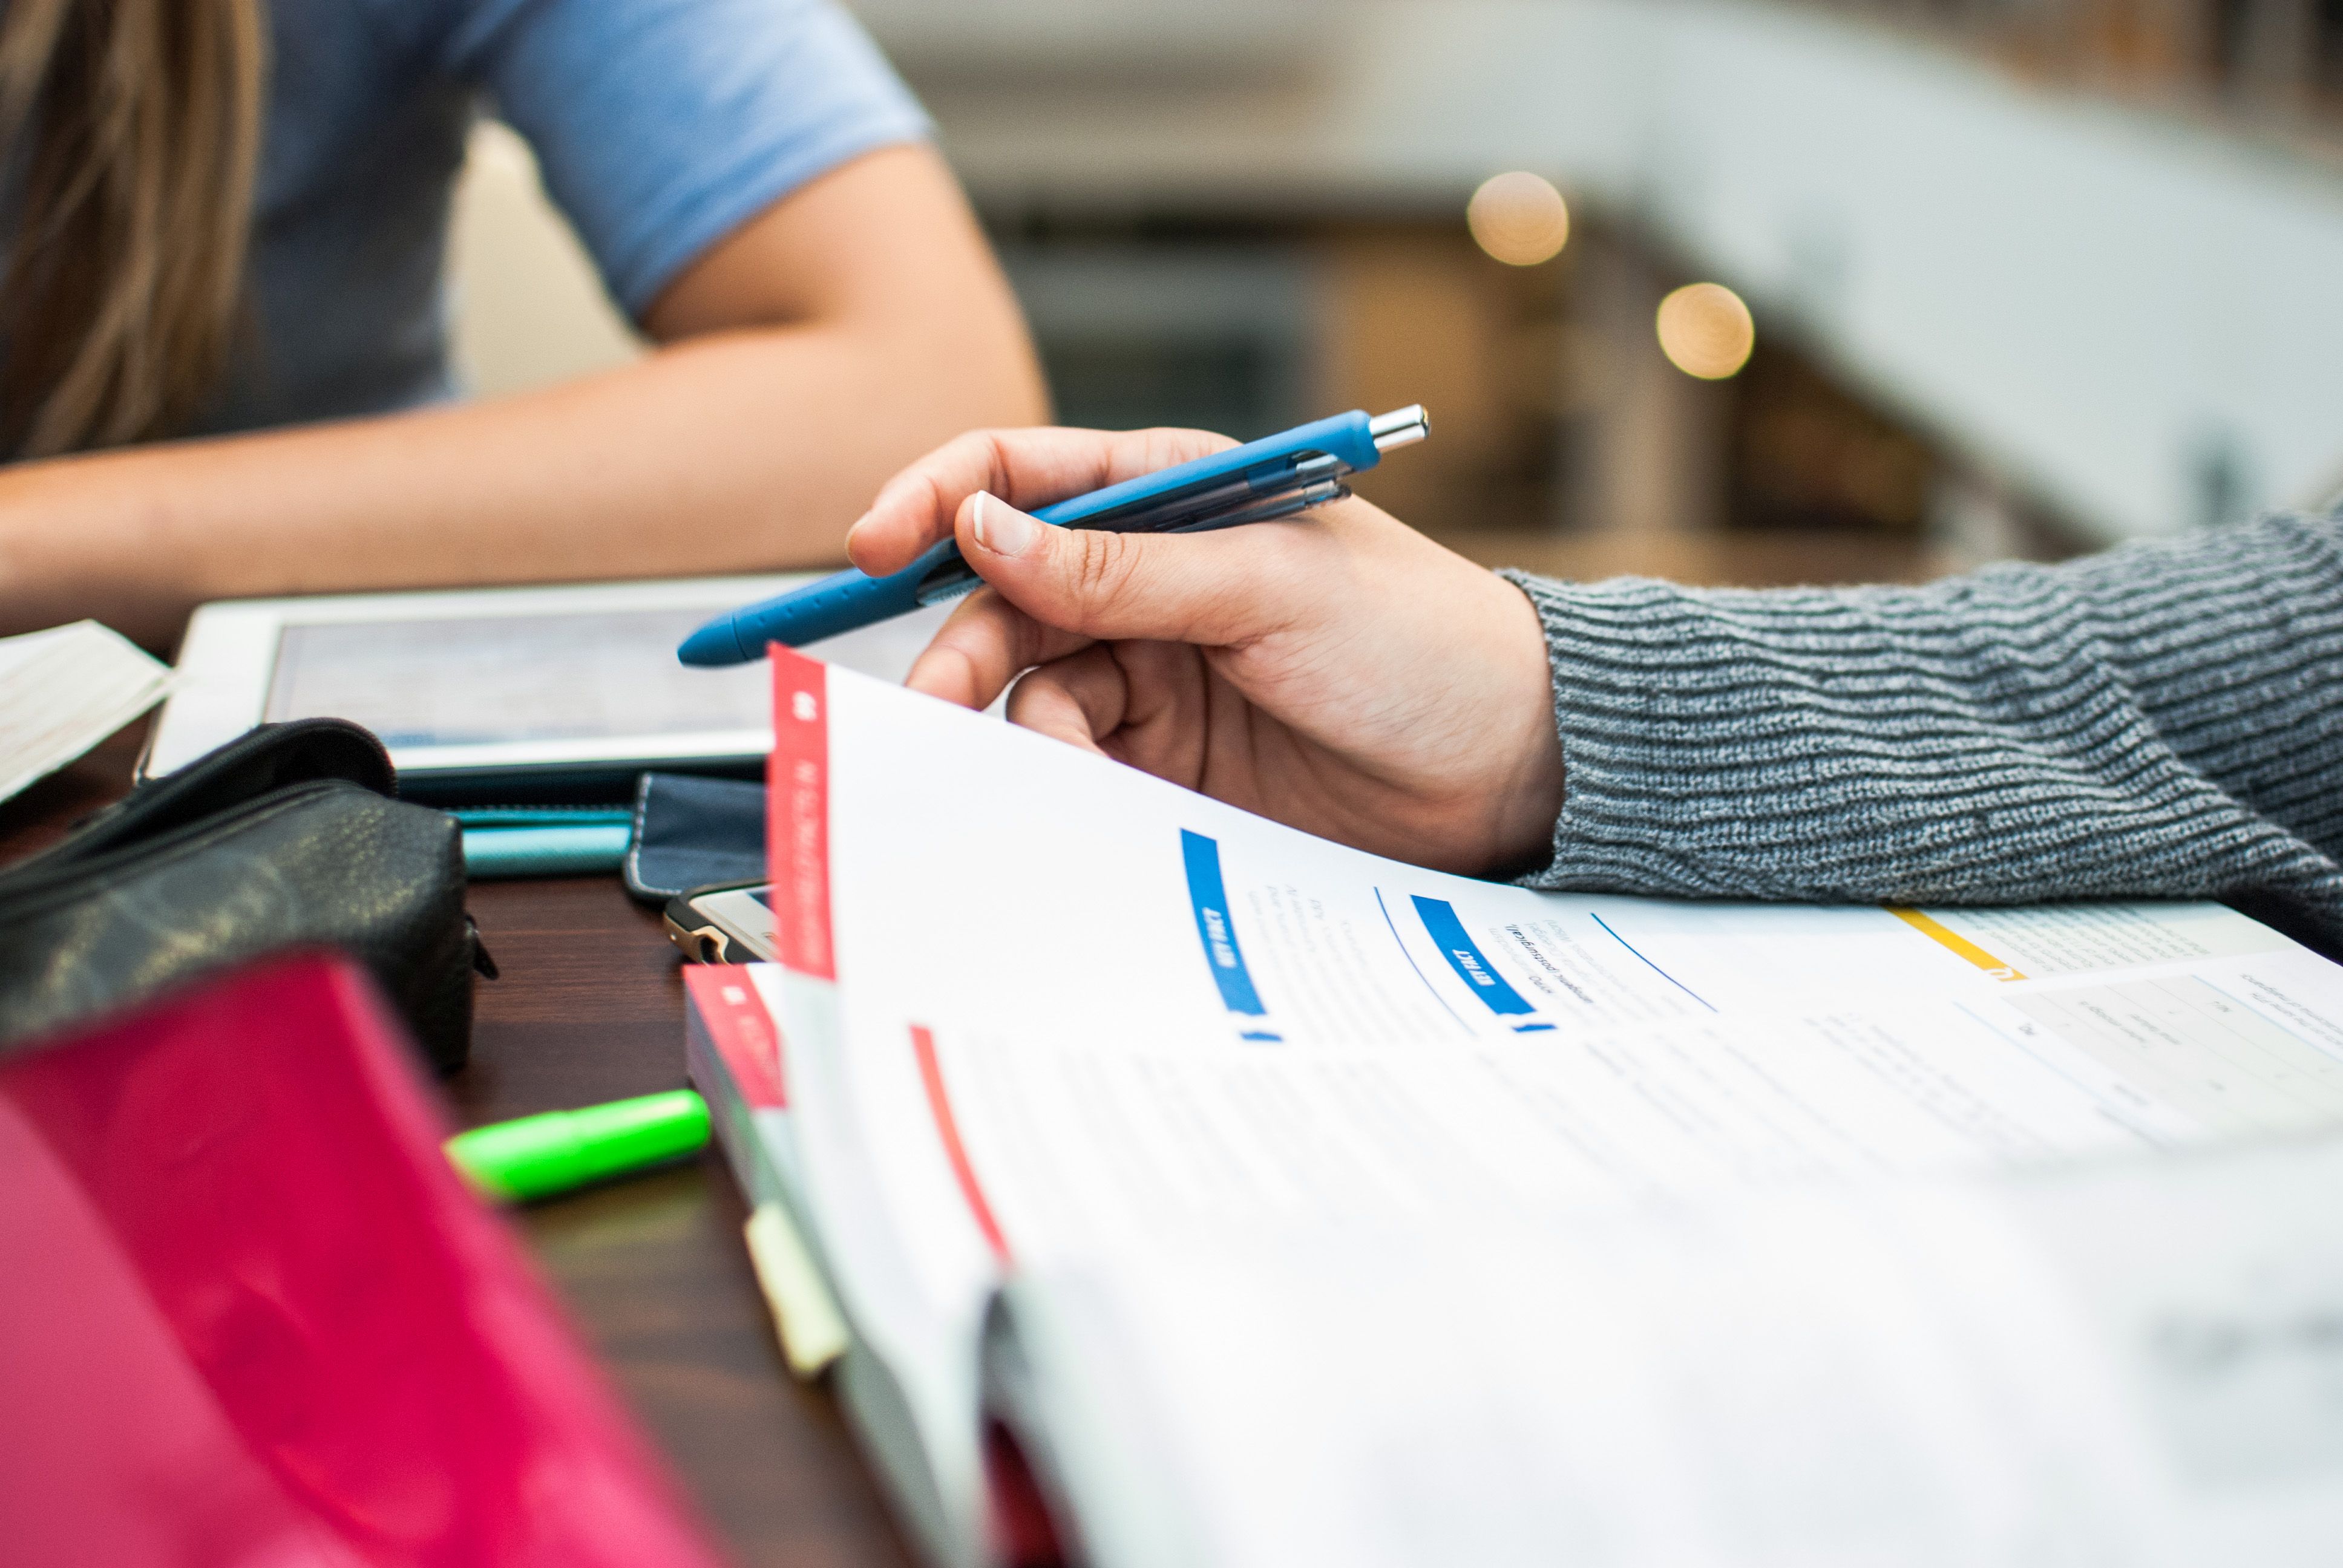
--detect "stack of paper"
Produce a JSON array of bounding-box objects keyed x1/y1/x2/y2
[
  {"x1": 0, "y1": 621, "x2": 171, "y2": 805},
  {"x1": 690, "y1": 647, "x2": 2343, "y2": 1568}
]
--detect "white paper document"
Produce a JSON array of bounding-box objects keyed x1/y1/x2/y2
[
  {"x1": 992, "y1": 1142, "x2": 2343, "y2": 1568},
  {"x1": 696, "y1": 649, "x2": 2343, "y2": 1568},
  {"x1": 0, "y1": 621, "x2": 172, "y2": 806}
]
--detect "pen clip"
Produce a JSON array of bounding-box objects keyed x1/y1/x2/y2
[{"x1": 1172, "y1": 480, "x2": 1351, "y2": 535}]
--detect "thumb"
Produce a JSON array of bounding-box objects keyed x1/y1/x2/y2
[{"x1": 958, "y1": 491, "x2": 1296, "y2": 647}]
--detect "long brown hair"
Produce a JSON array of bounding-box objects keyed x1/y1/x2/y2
[{"x1": 0, "y1": 0, "x2": 265, "y2": 458}]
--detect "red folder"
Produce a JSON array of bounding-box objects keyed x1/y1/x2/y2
[{"x1": 0, "y1": 953, "x2": 728, "y2": 1568}]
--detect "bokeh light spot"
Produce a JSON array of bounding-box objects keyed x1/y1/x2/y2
[
  {"x1": 1656, "y1": 283, "x2": 1756, "y2": 379},
  {"x1": 1467, "y1": 172, "x2": 1571, "y2": 267}
]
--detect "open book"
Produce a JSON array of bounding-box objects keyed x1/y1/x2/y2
[
  {"x1": 0, "y1": 620, "x2": 171, "y2": 805},
  {"x1": 687, "y1": 648, "x2": 2343, "y2": 1568}
]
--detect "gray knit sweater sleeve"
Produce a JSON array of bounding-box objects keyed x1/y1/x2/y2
[{"x1": 1501, "y1": 510, "x2": 2343, "y2": 947}]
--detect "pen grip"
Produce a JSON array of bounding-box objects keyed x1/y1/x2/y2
[{"x1": 741, "y1": 544, "x2": 946, "y2": 650}]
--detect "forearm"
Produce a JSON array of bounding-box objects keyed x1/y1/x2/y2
[
  {"x1": 1507, "y1": 511, "x2": 2343, "y2": 944},
  {"x1": 0, "y1": 308, "x2": 1044, "y2": 645}
]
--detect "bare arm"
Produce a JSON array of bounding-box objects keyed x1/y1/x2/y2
[{"x1": 0, "y1": 144, "x2": 1048, "y2": 645}]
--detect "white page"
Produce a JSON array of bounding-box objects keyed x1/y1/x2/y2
[
  {"x1": 0, "y1": 621, "x2": 172, "y2": 805},
  {"x1": 788, "y1": 659, "x2": 2343, "y2": 1274},
  {"x1": 810, "y1": 658, "x2": 2332, "y2": 1061},
  {"x1": 765, "y1": 653, "x2": 2343, "y2": 1562},
  {"x1": 997, "y1": 1137, "x2": 2343, "y2": 1568}
]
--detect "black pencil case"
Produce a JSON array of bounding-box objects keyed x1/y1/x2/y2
[{"x1": 0, "y1": 717, "x2": 492, "y2": 1072}]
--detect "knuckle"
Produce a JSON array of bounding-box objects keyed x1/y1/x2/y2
[
  {"x1": 1066, "y1": 529, "x2": 1139, "y2": 611},
  {"x1": 978, "y1": 429, "x2": 1019, "y2": 487},
  {"x1": 1009, "y1": 604, "x2": 1058, "y2": 670},
  {"x1": 915, "y1": 471, "x2": 954, "y2": 524},
  {"x1": 923, "y1": 431, "x2": 989, "y2": 483},
  {"x1": 1144, "y1": 426, "x2": 1235, "y2": 468}
]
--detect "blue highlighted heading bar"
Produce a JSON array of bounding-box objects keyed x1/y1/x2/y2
[
  {"x1": 1411, "y1": 897, "x2": 1535, "y2": 1017},
  {"x1": 1182, "y1": 831, "x2": 1267, "y2": 1018}
]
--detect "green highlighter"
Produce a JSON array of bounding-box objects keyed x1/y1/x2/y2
[{"x1": 447, "y1": 1089, "x2": 712, "y2": 1202}]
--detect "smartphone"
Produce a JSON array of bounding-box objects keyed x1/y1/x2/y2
[{"x1": 663, "y1": 880, "x2": 776, "y2": 964}]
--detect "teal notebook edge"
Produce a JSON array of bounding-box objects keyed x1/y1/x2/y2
[{"x1": 456, "y1": 808, "x2": 634, "y2": 880}]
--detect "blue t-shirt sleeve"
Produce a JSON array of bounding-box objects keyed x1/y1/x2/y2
[{"x1": 451, "y1": 0, "x2": 930, "y2": 318}]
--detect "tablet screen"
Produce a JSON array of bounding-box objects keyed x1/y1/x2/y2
[{"x1": 264, "y1": 610, "x2": 767, "y2": 747}]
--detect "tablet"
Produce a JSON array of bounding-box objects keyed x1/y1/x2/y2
[{"x1": 149, "y1": 577, "x2": 954, "y2": 802}]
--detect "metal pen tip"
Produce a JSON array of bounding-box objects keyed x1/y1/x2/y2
[{"x1": 1369, "y1": 405, "x2": 1430, "y2": 451}]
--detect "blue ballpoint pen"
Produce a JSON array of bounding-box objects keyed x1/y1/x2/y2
[{"x1": 677, "y1": 405, "x2": 1430, "y2": 665}]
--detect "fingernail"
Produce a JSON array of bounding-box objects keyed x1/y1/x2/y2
[{"x1": 970, "y1": 491, "x2": 1036, "y2": 557}]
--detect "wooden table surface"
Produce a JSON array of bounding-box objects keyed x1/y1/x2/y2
[{"x1": 0, "y1": 725, "x2": 916, "y2": 1568}]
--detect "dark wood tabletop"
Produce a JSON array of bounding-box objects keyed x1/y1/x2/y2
[{"x1": 0, "y1": 724, "x2": 915, "y2": 1568}]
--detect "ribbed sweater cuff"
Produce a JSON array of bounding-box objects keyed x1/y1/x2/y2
[
  {"x1": 1499, "y1": 560, "x2": 2343, "y2": 944},
  {"x1": 2063, "y1": 514, "x2": 2343, "y2": 850}
]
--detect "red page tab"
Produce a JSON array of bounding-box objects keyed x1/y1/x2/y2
[
  {"x1": 684, "y1": 964, "x2": 786, "y2": 1108},
  {"x1": 769, "y1": 648, "x2": 835, "y2": 981},
  {"x1": 0, "y1": 955, "x2": 726, "y2": 1568}
]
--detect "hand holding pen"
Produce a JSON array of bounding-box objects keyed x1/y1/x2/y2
[
  {"x1": 844, "y1": 421, "x2": 1566, "y2": 881},
  {"x1": 677, "y1": 408, "x2": 1430, "y2": 664}
]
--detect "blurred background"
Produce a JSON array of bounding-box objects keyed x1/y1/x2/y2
[{"x1": 451, "y1": 0, "x2": 2343, "y2": 586}]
